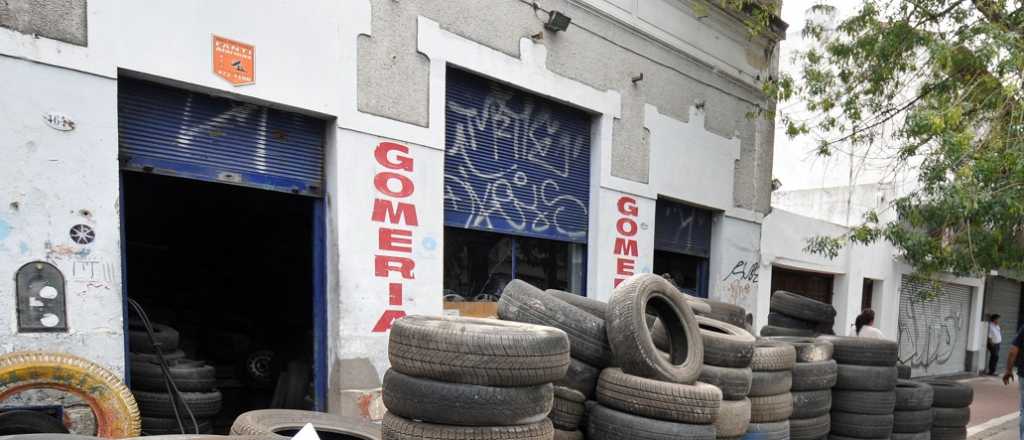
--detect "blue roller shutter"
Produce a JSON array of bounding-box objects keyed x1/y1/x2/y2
[
  {"x1": 654, "y1": 199, "x2": 712, "y2": 257},
  {"x1": 444, "y1": 68, "x2": 591, "y2": 243},
  {"x1": 118, "y1": 78, "x2": 325, "y2": 196}
]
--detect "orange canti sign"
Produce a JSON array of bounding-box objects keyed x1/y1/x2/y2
[{"x1": 212, "y1": 35, "x2": 254, "y2": 86}]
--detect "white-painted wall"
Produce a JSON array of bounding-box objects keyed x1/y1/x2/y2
[{"x1": 708, "y1": 215, "x2": 763, "y2": 320}]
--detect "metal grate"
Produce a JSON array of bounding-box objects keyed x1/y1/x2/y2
[
  {"x1": 898, "y1": 275, "x2": 972, "y2": 377},
  {"x1": 983, "y1": 276, "x2": 1021, "y2": 372}
]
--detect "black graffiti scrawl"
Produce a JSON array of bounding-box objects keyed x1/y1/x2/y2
[{"x1": 897, "y1": 276, "x2": 969, "y2": 375}]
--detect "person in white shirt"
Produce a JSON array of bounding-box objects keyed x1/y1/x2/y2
[
  {"x1": 988, "y1": 314, "x2": 1003, "y2": 375},
  {"x1": 850, "y1": 309, "x2": 885, "y2": 339}
]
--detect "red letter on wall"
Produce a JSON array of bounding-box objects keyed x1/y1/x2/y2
[
  {"x1": 375, "y1": 255, "x2": 416, "y2": 279},
  {"x1": 374, "y1": 142, "x2": 414, "y2": 172},
  {"x1": 371, "y1": 199, "x2": 419, "y2": 226},
  {"x1": 614, "y1": 238, "x2": 638, "y2": 257},
  {"x1": 379, "y1": 228, "x2": 413, "y2": 253}
]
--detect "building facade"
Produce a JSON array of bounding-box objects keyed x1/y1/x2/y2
[{"x1": 0, "y1": 0, "x2": 781, "y2": 414}]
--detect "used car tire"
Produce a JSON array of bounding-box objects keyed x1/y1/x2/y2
[
  {"x1": 698, "y1": 364, "x2": 751, "y2": 400},
  {"x1": 750, "y1": 370, "x2": 792, "y2": 397},
  {"x1": 762, "y1": 337, "x2": 834, "y2": 363},
  {"x1": 817, "y1": 336, "x2": 898, "y2": 367},
  {"x1": 931, "y1": 407, "x2": 970, "y2": 428},
  {"x1": 550, "y1": 387, "x2": 586, "y2": 431},
  {"x1": 832, "y1": 435, "x2": 894, "y2": 440},
  {"x1": 140, "y1": 417, "x2": 212, "y2": 435},
  {"x1": 768, "y1": 312, "x2": 818, "y2": 330},
  {"x1": 834, "y1": 364, "x2": 897, "y2": 391},
  {"x1": 231, "y1": 409, "x2": 381, "y2": 439},
  {"x1": 382, "y1": 369, "x2": 552, "y2": 426},
  {"x1": 606, "y1": 275, "x2": 703, "y2": 384},
  {"x1": 383, "y1": 413, "x2": 551, "y2": 440},
  {"x1": 715, "y1": 398, "x2": 751, "y2": 438},
  {"x1": 133, "y1": 390, "x2": 222, "y2": 418},
  {"x1": 895, "y1": 380, "x2": 934, "y2": 410},
  {"x1": 746, "y1": 420, "x2": 791, "y2": 440},
  {"x1": 499, "y1": 281, "x2": 613, "y2": 368},
  {"x1": 129, "y1": 323, "x2": 181, "y2": 354},
  {"x1": 921, "y1": 380, "x2": 973, "y2": 408},
  {"x1": 389, "y1": 315, "x2": 570, "y2": 386},
  {"x1": 751, "y1": 340, "x2": 797, "y2": 371},
  {"x1": 790, "y1": 414, "x2": 830, "y2": 440},
  {"x1": 586, "y1": 404, "x2": 715, "y2": 440},
  {"x1": 694, "y1": 316, "x2": 755, "y2": 368},
  {"x1": 830, "y1": 411, "x2": 894, "y2": 438},
  {"x1": 791, "y1": 360, "x2": 838, "y2": 391},
  {"x1": 893, "y1": 433, "x2": 931, "y2": 440},
  {"x1": 893, "y1": 409, "x2": 933, "y2": 433},
  {"x1": 131, "y1": 360, "x2": 217, "y2": 392},
  {"x1": 702, "y1": 300, "x2": 747, "y2": 328},
  {"x1": 546, "y1": 289, "x2": 608, "y2": 319},
  {"x1": 770, "y1": 291, "x2": 836, "y2": 323},
  {"x1": 831, "y1": 390, "x2": 896, "y2": 415},
  {"x1": 0, "y1": 410, "x2": 70, "y2": 435},
  {"x1": 555, "y1": 358, "x2": 600, "y2": 398},
  {"x1": 131, "y1": 350, "x2": 186, "y2": 364},
  {"x1": 554, "y1": 429, "x2": 584, "y2": 440},
  {"x1": 792, "y1": 390, "x2": 832, "y2": 419},
  {"x1": 931, "y1": 426, "x2": 967, "y2": 440},
  {"x1": 760, "y1": 325, "x2": 817, "y2": 337},
  {"x1": 897, "y1": 364, "x2": 912, "y2": 379},
  {"x1": 596, "y1": 368, "x2": 721, "y2": 424},
  {"x1": 749, "y1": 393, "x2": 793, "y2": 423}
]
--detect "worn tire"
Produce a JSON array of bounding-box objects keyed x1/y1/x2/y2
[
  {"x1": 750, "y1": 370, "x2": 792, "y2": 397},
  {"x1": 554, "y1": 429, "x2": 584, "y2": 440},
  {"x1": 596, "y1": 368, "x2": 721, "y2": 424},
  {"x1": 715, "y1": 398, "x2": 751, "y2": 438},
  {"x1": 897, "y1": 364, "x2": 912, "y2": 379},
  {"x1": 792, "y1": 390, "x2": 832, "y2": 419},
  {"x1": 0, "y1": 411, "x2": 70, "y2": 435},
  {"x1": 760, "y1": 325, "x2": 817, "y2": 337},
  {"x1": 832, "y1": 390, "x2": 896, "y2": 415},
  {"x1": 607, "y1": 275, "x2": 703, "y2": 384},
  {"x1": 817, "y1": 336, "x2": 898, "y2": 367},
  {"x1": 931, "y1": 407, "x2": 969, "y2": 428},
  {"x1": 133, "y1": 390, "x2": 222, "y2": 418},
  {"x1": 389, "y1": 315, "x2": 570, "y2": 386},
  {"x1": 586, "y1": 404, "x2": 715, "y2": 440},
  {"x1": 140, "y1": 417, "x2": 212, "y2": 435},
  {"x1": 382, "y1": 369, "x2": 552, "y2": 426},
  {"x1": 749, "y1": 393, "x2": 793, "y2": 423},
  {"x1": 931, "y1": 426, "x2": 966, "y2": 440},
  {"x1": 832, "y1": 436, "x2": 892, "y2": 440},
  {"x1": 895, "y1": 380, "x2": 934, "y2": 410},
  {"x1": 770, "y1": 291, "x2": 836, "y2": 323},
  {"x1": 834, "y1": 364, "x2": 897, "y2": 391},
  {"x1": 131, "y1": 350, "x2": 186, "y2": 364},
  {"x1": 746, "y1": 420, "x2": 791, "y2": 440},
  {"x1": 762, "y1": 337, "x2": 834, "y2": 363},
  {"x1": 768, "y1": 312, "x2": 818, "y2": 330},
  {"x1": 792, "y1": 360, "x2": 837, "y2": 391},
  {"x1": 231, "y1": 409, "x2": 380, "y2": 439},
  {"x1": 790, "y1": 414, "x2": 830, "y2": 440},
  {"x1": 546, "y1": 289, "x2": 608, "y2": 319},
  {"x1": 698, "y1": 364, "x2": 752, "y2": 400},
  {"x1": 893, "y1": 410, "x2": 932, "y2": 433},
  {"x1": 751, "y1": 340, "x2": 797, "y2": 371},
  {"x1": 129, "y1": 323, "x2": 181, "y2": 353},
  {"x1": 383, "y1": 413, "x2": 551, "y2": 440},
  {"x1": 130, "y1": 360, "x2": 217, "y2": 392},
  {"x1": 695, "y1": 316, "x2": 755, "y2": 368},
  {"x1": 500, "y1": 281, "x2": 612, "y2": 367},
  {"x1": 702, "y1": 300, "x2": 748, "y2": 328},
  {"x1": 893, "y1": 433, "x2": 931, "y2": 440},
  {"x1": 921, "y1": 381, "x2": 973, "y2": 408},
  {"x1": 0, "y1": 351, "x2": 141, "y2": 437},
  {"x1": 556, "y1": 358, "x2": 600, "y2": 398},
  {"x1": 830, "y1": 411, "x2": 894, "y2": 438},
  {"x1": 550, "y1": 387, "x2": 586, "y2": 431}
]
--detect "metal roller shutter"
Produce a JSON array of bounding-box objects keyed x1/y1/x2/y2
[
  {"x1": 898, "y1": 276, "x2": 972, "y2": 377},
  {"x1": 983, "y1": 276, "x2": 1021, "y2": 370},
  {"x1": 444, "y1": 68, "x2": 591, "y2": 243},
  {"x1": 654, "y1": 199, "x2": 712, "y2": 257},
  {"x1": 118, "y1": 78, "x2": 325, "y2": 196}
]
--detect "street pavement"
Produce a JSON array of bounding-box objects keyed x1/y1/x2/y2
[{"x1": 965, "y1": 375, "x2": 1019, "y2": 439}]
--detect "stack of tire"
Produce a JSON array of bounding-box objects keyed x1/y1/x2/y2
[
  {"x1": 892, "y1": 380, "x2": 934, "y2": 440},
  {"x1": 743, "y1": 340, "x2": 796, "y2": 440},
  {"x1": 766, "y1": 337, "x2": 837, "y2": 440},
  {"x1": 381, "y1": 315, "x2": 570, "y2": 439},
  {"x1": 549, "y1": 386, "x2": 587, "y2": 438},
  {"x1": 762, "y1": 291, "x2": 836, "y2": 337},
  {"x1": 684, "y1": 316, "x2": 755, "y2": 440},
  {"x1": 128, "y1": 321, "x2": 221, "y2": 435},
  {"x1": 922, "y1": 380, "x2": 973, "y2": 440},
  {"x1": 819, "y1": 336, "x2": 899, "y2": 440}
]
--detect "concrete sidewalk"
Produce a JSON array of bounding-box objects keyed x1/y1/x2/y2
[{"x1": 964, "y1": 375, "x2": 1019, "y2": 439}]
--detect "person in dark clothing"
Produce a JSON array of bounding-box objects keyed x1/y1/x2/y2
[
  {"x1": 988, "y1": 314, "x2": 1002, "y2": 375},
  {"x1": 1001, "y1": 324, "x2": 1024, "y2": 440}
]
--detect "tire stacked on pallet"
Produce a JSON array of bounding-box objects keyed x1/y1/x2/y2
[
  {"x1": 819, "y1": 336, "x2": 899, "y2": 440},
  {"x1": 383, "y1": 314, "x2": 570, "y2": 440},
  {"x1": 744, "y1": 340, "x2": 796, "y2": 440},
  {"x1": 892, "y1": 380, "x2": 934, "y2": 440},
  {"x1": 761, "y1": 291, "x2": 837, "y2": 337},
  {"x1": 922, "y1": 380, "x2": 973, "y2": 440},
  {"x1": 690, "y1": 316, "x2": 756, "y2": 440},
  {"x1": 764, "y1": 337, "x2": 837, "y2": 440},
  {"x1": 589, "y1": 274, "x2": 721, "y2": 440}
]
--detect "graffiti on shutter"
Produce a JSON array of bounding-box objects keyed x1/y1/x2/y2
[{"x1": 898, "y1": 275, "x2": 971, "y2": 376}]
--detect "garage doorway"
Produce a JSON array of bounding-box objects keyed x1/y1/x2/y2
[{"x1": 770, "y1": 266, "x2": 834, "y2": 305}]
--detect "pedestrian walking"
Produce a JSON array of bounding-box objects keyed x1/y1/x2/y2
[
  {"x1": 1000, "y1": 324, "x2": 1024, "y2": 440},
  {"x1": 988, "y1": 314, "x2": 1002, "y2": 375},
  {"x1": 849, "y1": 309, "x2": 885, "y2": 339}
]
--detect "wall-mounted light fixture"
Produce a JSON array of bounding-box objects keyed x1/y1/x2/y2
[{"x1": 544, "y1": 10, "x2": 572, "y2": 32}]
